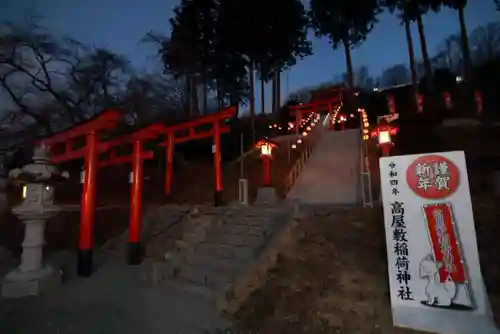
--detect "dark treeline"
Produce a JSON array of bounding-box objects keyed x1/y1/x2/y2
[
  {"x1": 1, "y1": 0, "x2": 497, "y2": 138},
  {"x1": 291, "y1": 20, "x2": 500, "y2": 99}
]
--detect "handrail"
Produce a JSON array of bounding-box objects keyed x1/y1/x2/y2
[
  {"x1": 359, "y1": 114, "x2": 373, "y2": 208},
  {"x1": 283, "y1": 117, "x2": 325, "y2": 194}
]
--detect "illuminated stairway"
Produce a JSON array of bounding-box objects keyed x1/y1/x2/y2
[{"x1": 286, "y1": 128, "x2": 362, "y2": 205}]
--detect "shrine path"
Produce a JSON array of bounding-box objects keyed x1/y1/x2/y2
[
  {"x1": 0, "y1": 257, "x2": 228, "y2": 334},
  {"x1": 287, "y1": 128, "x2": 362, "y2": 205}
]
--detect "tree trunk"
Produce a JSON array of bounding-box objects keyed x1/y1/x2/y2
[
  {"x1": 260, "y1": 74, "x2": 265, "y2": 115},
  {"x1": 405, "y1": 19, "x2": 419, "y2": 113},
  {"x1": 186, "y1": 76, "x2": 192, "y2": 118},
  {"x1": 202, "y1": 74, "x2": 208, "y2": 114},
  {"x1": 457, "y1": 6, "x2": 473, "y2": 82},
  {"x1": 192, "y1": 76, "x2": 200, "y2": 117},
  {"x1": 216, "y1": 79, "x2": 222, "y2": 109},
  {"x1": 416, "y1": 13, "x2": 433, "y2": 93},
  {"x1": 249, "y1": 61, "x2": 256, "y2": 142},
  {"x1": 276, "y1": 69, "x2": 281, "y2": 112},
  {"x1": 272, "y1": 74, "x2": 276, "y2": 113},
  {"x1": 343, "y1": 39, "x2": 354, "y2": 89}
]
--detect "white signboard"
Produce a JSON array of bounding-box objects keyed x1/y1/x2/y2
[{"x1": 380, "y1": 151, "x2": 499, "y2": 334}]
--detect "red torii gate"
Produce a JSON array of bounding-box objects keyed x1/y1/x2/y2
[
  {"x1": 160, "y1": 106, "x2": 236, "y2": 206},
  {"x1": 39, "y1": 110, "x2": 123, "y2": 276},
  {"x1": 39, "y1": 106, "x2": 236, "y2": 277},
  {"x1": 94, "y1": 122, "x2": 164, "y2": 266},
  {"x1": 288, "y1": 96, "x2": 341, "y2": 134}
]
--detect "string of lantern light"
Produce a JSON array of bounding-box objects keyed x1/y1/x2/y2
[{"x1": 359, "y1": 108, "x2": 370, "y2": 141}]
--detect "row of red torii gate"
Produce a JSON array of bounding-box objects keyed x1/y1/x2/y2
[{"x1": 37, "y1": 96, "x2": 343, "y2": 278}]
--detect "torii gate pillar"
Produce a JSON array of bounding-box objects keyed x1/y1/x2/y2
[{"x1": 78, "y1": 130, "x2": 98, "y2": 276}]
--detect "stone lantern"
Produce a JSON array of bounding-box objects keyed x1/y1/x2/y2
[{"x1": 1, "y1": 145, "x2": 69, "y2": 298}]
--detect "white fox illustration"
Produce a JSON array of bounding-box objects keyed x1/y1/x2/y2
[{"x1": 419, "y1": 254, "x2": 457, "y2": 307}]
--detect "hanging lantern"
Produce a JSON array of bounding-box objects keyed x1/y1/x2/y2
[
  {"x1": 475, "y1": 91, "x2": 483, "y2": 116},
  {"x1": 417, "y1": 94, "x2": 424, "y2": 113},
  {"x1": 370, "y1": 120, "x2": 399, "y2": 156},
  {"x1": 443, "y1": 92, "x2": 452, "y2": 110},
  {"x1": 255, "y1": 139, "x2": 277, "y2": 157},
  {"x1": 254, "y1": 139, "x2": 278, "y2": 186}
]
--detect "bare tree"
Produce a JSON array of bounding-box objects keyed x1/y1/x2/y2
[
  {"x1": 0, "y1": 21, "x2": 131, "y2": 134},
  {"x1": 65, "y1": 40, "x2": 131, "y2": 117},
  {"x1": 120, "y1": 73, "x2": 185, "y2": 126},
  {"x1": 0, "y1": 21, "x2": 74, "y2": 133}
]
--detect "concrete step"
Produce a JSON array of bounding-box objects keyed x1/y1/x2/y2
[
  {"x1": 221, "y1": 217, "x2": 263, "y2": 226},
  {"x1": 194, "y1": 242, "x2": 256, "y2": 262},
  {"x1": 221, "y1": 223, "x2": 272, "y2": 236},
  {"x1": 206, "y1": 232, "x2": 265, "y2": 247},
  {"x1": 221, "y1": 217, "x2": 278, "y2": 231},
  {"x1": 183, "y1": 253, "x2": 244, "y2": 277},
  {"x1": 173, "y1": 263, "x2": 233, "y2": 289}
]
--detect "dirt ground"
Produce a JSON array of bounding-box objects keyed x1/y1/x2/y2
[
  {"x1": 232, "y1": 200, "x2": 500, "y2": 334},
  {"x1": 232, "y1": 124, "x2": 500, "y2": 334}
]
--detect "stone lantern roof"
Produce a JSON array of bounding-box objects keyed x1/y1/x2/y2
[{"x1": 8, "y1": 145, "x2": 69, "y2": 184}]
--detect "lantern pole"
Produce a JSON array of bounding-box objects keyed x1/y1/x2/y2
[
  {"x1": 380, "y1": 143, "x2": 392, "y2": 157},
  {"x1": 475, "y1": 91, "x2": 482, "y2": 116},
  {"x1": 417, "y1": 94, "x2": 424, "y2": 113},
  {"x1": 262, "y1": 151, "x2": 271, "y2": 186}
]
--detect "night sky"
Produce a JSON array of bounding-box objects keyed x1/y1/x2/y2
[{"x1": 2, "y1": 0, "x2": 498, "y2": 113}]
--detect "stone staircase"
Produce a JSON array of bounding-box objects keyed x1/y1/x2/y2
[
  {"x1": 99, "y1": 204, "x2": 194, "y2": 258},
  {"x1": 139, "y1": 204, "x2": 296, "y2": 315},
  {"x1": 283, "y1": 117, "x2": 326, "y2": 196}
]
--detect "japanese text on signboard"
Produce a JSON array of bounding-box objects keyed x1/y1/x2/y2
[
  {"x1": 392, "y1": 201, "x2": 414, "y2": 301},
  {"x1": 388, "y1": 161, "x2": 399, "y2": 196},
  {"x1": 415, "y1": 162, "x2": 450, "y2": 192},
  {"x1": 388, "y1": 160, "x2": 414, "y2": 301}
]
